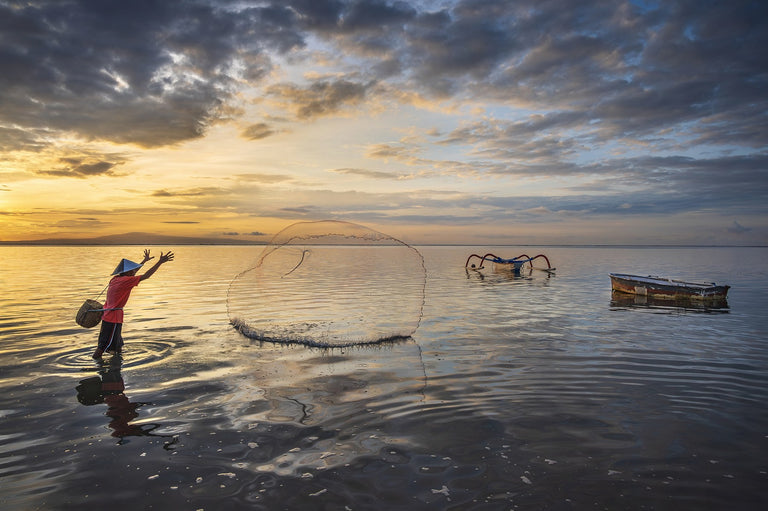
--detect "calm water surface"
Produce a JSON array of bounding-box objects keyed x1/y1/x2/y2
[{"x1": 1, "y1": 245, "x2": 767, "y2": 510}]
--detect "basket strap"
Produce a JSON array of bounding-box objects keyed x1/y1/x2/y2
[
  {"x1": 94, "y1": 282, "x2": 110, "y2": 300},
  {"x1": 90, "y1": 307, "x2": 123, "y2": 312}
]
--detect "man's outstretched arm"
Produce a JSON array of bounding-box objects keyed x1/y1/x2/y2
[{"x1": 140, "y1": 251, "x2": 174, "y2": 281}]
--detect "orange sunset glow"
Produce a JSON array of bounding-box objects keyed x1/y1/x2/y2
[{"x1": 1, "y1": 1, "x2": 766, "y2": 245}]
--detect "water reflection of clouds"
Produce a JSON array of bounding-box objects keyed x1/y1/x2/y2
[{"x1": 186, "y1": 341, "x2": 429, "y2": 474}]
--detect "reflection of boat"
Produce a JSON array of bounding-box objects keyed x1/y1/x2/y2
[
  {"x1": 610, "y1": 290, "x2": 729, "y2": 313},
  {"x1": 466, "y1": 266, "x2": 543, "y2": 282},
  {"x1": 609, "y1": 273, "x2": 730, "y2": 300},
  {"x1": 465, "y1": 253, "x2": 555, "y2": 274}
]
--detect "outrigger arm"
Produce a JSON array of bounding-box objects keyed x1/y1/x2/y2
[{"x1": 465, "y1": 253, "x2": 555, "y2": 273}]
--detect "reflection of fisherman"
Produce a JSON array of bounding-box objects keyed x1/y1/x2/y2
[
  {"x1": 76, "y1": 358, "x2": 175, "y2": 445},
  {"x1": 93, "y1": 249, "x2": 174, "y2": 359}
]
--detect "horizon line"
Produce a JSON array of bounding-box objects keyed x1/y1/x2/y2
[{"x1": 1, "y1": 241, "x2": 765, "y2": 248}]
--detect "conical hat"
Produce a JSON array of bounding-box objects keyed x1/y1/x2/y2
[{"x1": 111, "y1": 258, "x2": 143, "y2": 275}]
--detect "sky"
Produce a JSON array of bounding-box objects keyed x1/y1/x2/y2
[{"x1": 1, "y1": 0, "x2": 766, "y2": 245}]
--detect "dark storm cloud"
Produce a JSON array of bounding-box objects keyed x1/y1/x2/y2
[
  {"x1": 0, "y1": 0, "x2": 306, "y2": 151},
  {"x1": 321, "y1": 0, "x2": 768, "y2": 148},
  {"x1": 3, "y1": 0, "x2": 765, "y2": 150},
  {"x1": 338, "y1": 0, "x2": 416, "y2": 31}
]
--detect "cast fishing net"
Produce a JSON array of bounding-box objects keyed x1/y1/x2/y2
[{"x1": 227, "y1": 221, "x2": 426, "y2": 347}]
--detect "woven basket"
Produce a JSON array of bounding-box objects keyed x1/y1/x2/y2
[{"x1": 76, "y1": 299, "x2": 103, "y2": 328}]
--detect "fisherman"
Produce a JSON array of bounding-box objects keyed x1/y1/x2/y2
[{"x1": 93, "y1": 249, "x2": 174, "y2": 359}]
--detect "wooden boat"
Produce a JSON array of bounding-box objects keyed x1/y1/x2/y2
[
  {"x1": 465, "y1": 253, "x2": 555, "y2": 273},
  {"x1": 609, "y1": 273, "x2": 730, "y2": 301}
]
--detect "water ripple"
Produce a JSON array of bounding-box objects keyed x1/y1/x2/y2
[{"x1": 2, "y1": 245, "x2": 768, "y2": 510}]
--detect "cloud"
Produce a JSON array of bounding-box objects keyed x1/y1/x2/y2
[
  {"x1": 1, "y1": 0, "x2": 766, "y2": 244},
  {"x1": 0, "y1": 0, "x2": 306, "y2": 150},
  {"x1": 727, "y1": 221, "x2": 751, "y2": 234},
  {"x1": 151, "y1": 186, "x2": 231, "y2": 198},
  {"x1": 329, "y1": 167, "x2": 406, "y2": 179},
  {"x1": 234, "y1": 173, "x2": 294, "y2": 183},
  {"x1": 3, "y1": 0, "x2": 765, "y2": 157},
  {"x1": 242, "y1": 122, "x2": 277, "y2": 140},
  {"x1": 266, "y1": 78, "x2": 373, "y2": 119},
  {"x1": 337, "y1": 0, "x2": 417, "y2": 33},
  {"x1": 365, "y1": 143, "x2": 421, "y2": 161},
  {"x1": 580, "y1": 154, "x2": 768, "y2": 211},
  {"x1": 52, "y1": 217, "x2": 112, "y2": 229},
  {"x1": 34, "y1": 155, "x2": 128, "y2": 178},
  {"x1": 280, "y1": 206, "x2": 315, "y2": 214}
]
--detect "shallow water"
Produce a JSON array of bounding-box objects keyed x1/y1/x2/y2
[{"x1": 1, "y1": 245, "x2": 767, "y2": 510}]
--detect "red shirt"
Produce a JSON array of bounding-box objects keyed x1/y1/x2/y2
[{"x1": 102, "y1": 275, "x2": 141, "y2": 323}]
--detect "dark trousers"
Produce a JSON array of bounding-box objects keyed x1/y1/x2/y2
[{"x1": 97, "y1": 320, "x2": 124, "y2": 352}]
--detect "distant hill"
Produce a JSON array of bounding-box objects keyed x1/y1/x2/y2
[{"x1": 0, "y1": 232, "x2": 266, "y2": 245}]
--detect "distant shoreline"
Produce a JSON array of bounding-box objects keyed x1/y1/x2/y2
[
  {"x1": 1, "y1": 231, "x2": 765, "y2": 248},
  {"x1": 0, "y1": 241, "x2": 764, "y2": 248}
]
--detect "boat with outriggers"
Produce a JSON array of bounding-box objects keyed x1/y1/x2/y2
[{"x1": 465, "y1": 253, "x2": 556, "y2": 274}]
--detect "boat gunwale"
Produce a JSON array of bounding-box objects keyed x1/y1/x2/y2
[{"x1": 609, "y1": 273, "x2": 721, "y2": 290}]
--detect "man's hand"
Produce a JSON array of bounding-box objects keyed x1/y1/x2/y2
[
  {"x1": 141, "y1": 249, "x2": 155, "y2": 264},
  {"x1": 138, "y1": 250, "x2": 174, "y2": 281},
  {"x1": 159, "y1": 251, "x2": 174, "y2": 264}
]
